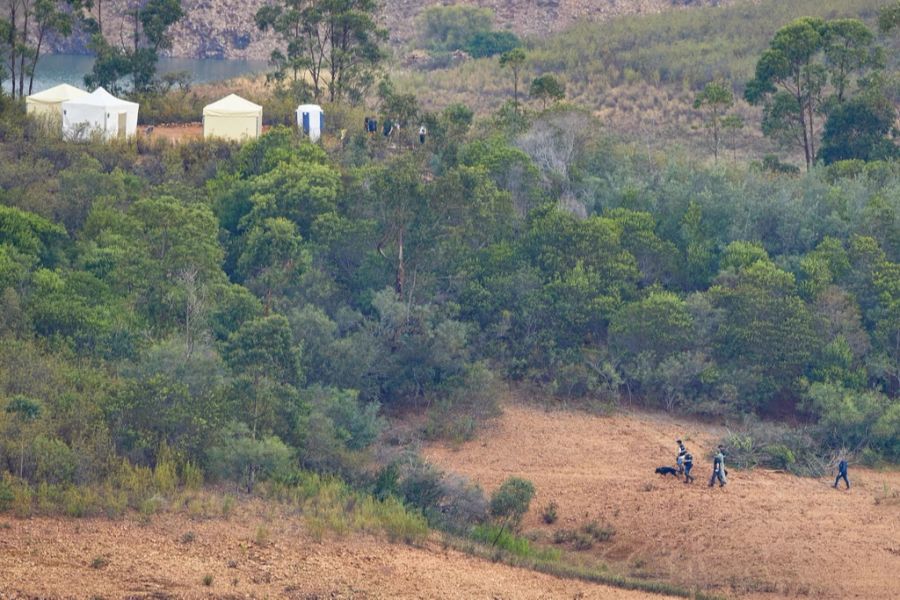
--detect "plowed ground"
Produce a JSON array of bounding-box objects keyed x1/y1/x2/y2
[
  {"x1": 424, "y1": 404, "x2": 900, "y2": 600},
  {"x1": 0, "y1": 497, "x2": 675, "y2": 599}
]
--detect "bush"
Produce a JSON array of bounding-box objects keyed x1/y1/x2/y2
[
  {"x1": 434, "y1": 474, "x2": 488, "y2": 532},
  {"x1": 472, "y1": 523, "x2": 561, "y2": 560},
  {"x1": 721, "y1": 422, "x2": 826, "y2": 477},
  {"x1": 489, "y1": 477, "x2": 535, "y2": 540},
  {"x1": 398, "y1": 456, "x2": 445, "y2": 514},
  {"x1": 0, "y1": 477, "x2": 14, "y2": 512},
  {"x1": 208, "y1": 423, "x2": 294, "y2": 492},
  {"x1": 541, "y1": 501, "x2": 558, "y2": 524},
  {"x1": 32, "y1": 436, "x2": 77, "y2": 485}
]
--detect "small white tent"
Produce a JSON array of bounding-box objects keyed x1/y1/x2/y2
[
  {"x1": 296, "y1": 104, "x2": 324, "y2": 141},
  {"x1": 203, "y1": 94, "x2": 262, "y2": 141},
  {"x1": 26, "y1": 84, "x2": 89, "y2": 119},
  {"x1": 61, "y1": 87, "x2": 139, "y2": 141}
]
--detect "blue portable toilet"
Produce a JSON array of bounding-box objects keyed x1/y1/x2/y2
[{"x1": 296, "y1": 104, "x2": 324, "y2": 142}]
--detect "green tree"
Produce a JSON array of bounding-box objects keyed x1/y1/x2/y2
[
  {"x1": 3, "y1": 0, "x2": 82, "y2": 98},
  {"x1": 610, "y1": 291, "x2": 693, "y2": 361},
  {"x1": 529, "y1": 74, "x2": 565, "y2": 110},
  {"x1": 208, "y1": 422, "x2": 293, "y2": 492},
  {"x1": 236, "y1": 217, "x2": 312, "y2": 311},
  {"x1": 85, "y1": 0, "x2": 184, "y2": 94},
  {"x1": 488, "y1": 477, "x2": 534, "y2": 545},
  {"x1": 499, "y1": 47, "x2": 526, "y2": 115},
  {"x1": 693, "y1": 82, "x2": 734, "y2": 163},
  {"x1": 817, "y1": 88, "x2": 898, "y2": 164},
  {"x1": 223, "y1": 314, "x2": 302, "y2": 441},
  {"x1": 465, "y1": 30, "x2": 520, "y2": 59},
  {"x1": 721, "y1": 113, "x2": 744, "y2": 162},
  {"x1": 710, "y1": 257, "x2": 819, "y2": 409},
  {"x1": 256, "y1": 0, "x2": 385, "y2": 102},
  {"x1": 419, "y1": 5, "x2": 492, "y2": 51},
  {"x1": 878, "y1": 1, "x2": 900, "y2": 34},
  {"x1": 5, "y1": 395, "x2": 42, "y2": 478},
  {"x1": 822, "y1": 19, "x2": 882, "y2": 104},
  {"x1": 745, "y1": 17, "x2": 828, "y2": 170}
]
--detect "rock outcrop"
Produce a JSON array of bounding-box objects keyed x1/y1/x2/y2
[{"x1": 51, "y1": 0, "x2": 729, "y2": 60}]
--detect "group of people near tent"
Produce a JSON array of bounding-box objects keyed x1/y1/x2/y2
[
  {"x1": 25, "y1": 84, "x2": 324, "y2": 143},
  {"x1": 364, "y1": 115, "x2": 427, "y2": 144},
  {"x1": 668, "y1": 439, "x2": 851, "y2": 489}
]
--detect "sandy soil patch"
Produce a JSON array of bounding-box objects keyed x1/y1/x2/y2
[
  {"x1": 424, "y1": 403, "x2": 900, "y2": 600},
  {"x1": 0, "y1": 498, "x2": 676, "y2": 600}
]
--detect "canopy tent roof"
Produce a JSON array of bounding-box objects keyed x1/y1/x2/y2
[
  {"x1": 26, "y1": 83, "x2": 89, "y2": 105},
  {"x1": 64, "y1": 87, "x2": 139, "y2": 110},
  {"x1": 203, "y1": 94, "x2": 262, "y2": 118}
]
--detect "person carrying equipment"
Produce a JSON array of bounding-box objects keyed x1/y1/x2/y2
[
  {"x1": 676, "y1": 439, "x2": 687, "y2": 477},
  {"x1": 834, "y1": 458, "x2": 850, "y2": 489},
  {"x1": 709, "y1": 445, "x2": 727, "y2": 487},
  {"x1": 683, "y1": 452, "x2": 694, "y2": 484}
]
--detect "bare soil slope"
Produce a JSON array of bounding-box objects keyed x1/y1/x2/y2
[
  {"x1": 424, "y1": 403, "x2": 900, "y2": 599},
  {"x1": 0, "y1": 499, "x2": 677, "y2": 599}
]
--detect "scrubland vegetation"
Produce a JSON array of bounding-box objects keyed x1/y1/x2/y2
[
  {"x1": 1, "y1": 0, "x2": 899, "y2": 596},
  {"x1": 398, "y1": 0, "x2": 900, "y2": 161}
]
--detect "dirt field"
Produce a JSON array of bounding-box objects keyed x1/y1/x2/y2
[
  {"x1": 0, "y1": 497, "x2": 677, "y2": 600},
  {"x1": 140, "y1": 124, "x2": 275, "y2": 144},
  {"x1": 143, "y1": 123, "x2": 203, "y2": 143},
  {"x1": 424, "y1": 404, "x2": 900, "y2": 600}
]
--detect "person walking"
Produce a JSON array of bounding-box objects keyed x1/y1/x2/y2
[
  {"x1": 708, "y1": 445, "x2": 727, "y2": 487},
  {"x1": 683, "y1": 452, "x2": 694, "y2": 484},
  {"x1": 834, "y1": 457, "x2": 850, "y2": 489},
  {"x1": 419, "y1": 125, "x2": 427, "y2": 144},
  {"x1": 676, "y1": 439, "x2": 687, "y2": 477}
]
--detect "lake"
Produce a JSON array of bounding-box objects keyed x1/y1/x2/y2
[{"x1": 4, "y1": 54, "x2": 268, "y2": 94}]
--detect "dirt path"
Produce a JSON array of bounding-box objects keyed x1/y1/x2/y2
[
  {"x1": 424, "y1": 403, "x2": 900, "y2": 600},
  {"x1": 0, "y1": 499, "x2": 677, "y2": 599}
]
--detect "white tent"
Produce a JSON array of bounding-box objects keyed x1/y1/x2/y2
[
  {"x1": 61, "y1": 87, "x2": 139, "y2": 141},
  {"x1": 26, "y1": 84, "x2": 89, "y2": 119},
  {"x1": 203, "y1": 94, "x2": 262, "y2": 141},
  {"x1": 296, "y1": 104, "x2": 324, "y2": 141}
]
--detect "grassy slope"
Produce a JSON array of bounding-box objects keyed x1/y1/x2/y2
[{"x1": 395, "y1": 0, "x2": 897, "y2": 161}]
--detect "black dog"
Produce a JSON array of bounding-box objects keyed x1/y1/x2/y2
[{"x1": 655, "y1": 466, "x2": 679, "y2": 477}]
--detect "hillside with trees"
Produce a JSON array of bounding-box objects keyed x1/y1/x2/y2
[{"x1": 1, "y1": 1, "x2": 899, "y2": 598}]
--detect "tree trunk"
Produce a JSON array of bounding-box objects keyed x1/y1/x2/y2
[
  {"x1": 807, "y1": 98, "x2": 816, "y2": 166},
  {"x1": 395, "y1": 229, "x2": 405, "y2": 296},
  {"x1": 513, "y1": 68, "x2": 519, "y2": 114},
  {"x1": 797, "y1": 93, "x2": 811, "y2": 170},
  {"x1": 18, "y1": 6, "x2": 29, "y2": 100},
  {"x1": 28, "y1": 27, "x2": 46, "y2": 96},
  {"x1": 712, "y1": 107, "x2": 719, "y2": 163}
]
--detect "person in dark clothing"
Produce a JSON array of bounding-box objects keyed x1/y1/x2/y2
[
  {"x1": 709, "y1": 445, "x2": 727, "y2": 487},
  {"x1": 419, "y1": 125, "x2": 427, "y2": 144},
  {"x1": 364, "y1": 116, "x2": 370, "y2": 133},
  {"x1": 676, "y1": 439, "x2": 687, "y2": 477},
  {"x1": 383, "y1": 119, "x2": 393, "y2": 137},
  {"x1": 683, "y1": 452, "x2": 694, "y2": 484},
  {"x1": 834, "y1": 458, "x2": 850, "y2": 489}
]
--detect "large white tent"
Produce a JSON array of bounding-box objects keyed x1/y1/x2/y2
[
  {"x1": 296, "y1": 104, "x2": 324, "y2": 142},
  {"x1": 26, "y1": 84, "x2": 89, "y2": 119},
  {"x1": 61, "y1": 87, "x2": 139, "y2": 141},
  {"x1": 203, "y1": 94, "x2": 262, "y2": 141}
]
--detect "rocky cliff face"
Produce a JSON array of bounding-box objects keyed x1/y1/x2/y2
[{"x1": 53, "y1": 0, "x2": 727, "y2": 60}]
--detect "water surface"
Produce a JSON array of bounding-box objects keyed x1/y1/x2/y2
[{"x1": 5, "y1": 54, "x2": 267, "y2": 94}]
